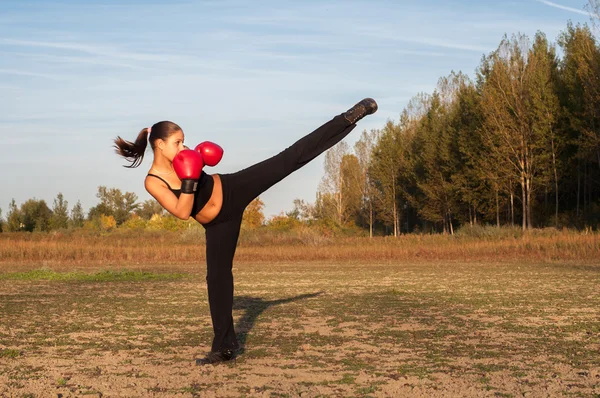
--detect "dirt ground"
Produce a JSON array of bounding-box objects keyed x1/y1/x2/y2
[{"x1": 1, "y1": 261, "x2": 599, "y2": 397}]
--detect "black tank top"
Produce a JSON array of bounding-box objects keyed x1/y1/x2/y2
[{"x1": 147, "y1": 171, "x2": 215, "y2": 217}]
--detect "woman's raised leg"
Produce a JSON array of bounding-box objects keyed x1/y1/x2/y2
[{"x1": 222, "y1": 98, "x2": 377, "y2": 212}]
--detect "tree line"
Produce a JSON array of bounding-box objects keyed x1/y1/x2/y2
[
  {"x1": 2, "y1": 22, "x2": 600, "y2": 235},
  {"x1": 311, "y1": 23, "x2": 600, "y2": 234},
  {"x1": 0, "y1": 188, "x2": 164, "y2": 232}
]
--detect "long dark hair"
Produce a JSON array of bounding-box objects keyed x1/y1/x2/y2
[{"x1": 114, "y1": 121, "x2": 182, "y2": 168}]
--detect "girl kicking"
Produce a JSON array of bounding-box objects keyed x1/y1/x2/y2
[{"x1": 113, "y1": 98, "x2": 377, "y2": 364}]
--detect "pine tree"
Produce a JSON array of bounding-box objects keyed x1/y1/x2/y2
[
  {"x1": 70, "y1": 200, "x2": 85, "y2": 228},
  {"x1": 370, "y1": 120, "x2": 405, "y2": 236},
  {"x1": 558, "y1": 23, "x2": 600, "y2": 225},
  {"x1": 6, "y1": 199, "x2": 21, "y2": 232},
  {"x1": 449, "y1": 78, "x2": 488, "y2": 226},
  {"x1": 50, "y1": 193, "x2": 69, "y2": 230},
  {"x1": 414, "y1": 92, "x2": 451, "y2": 232}
]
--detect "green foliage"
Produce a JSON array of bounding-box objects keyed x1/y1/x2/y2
[
  {"x1": 88, "y1": 186, "x2": 138, "y2": 225},
  {"x1": 6, "y1": 199, "x2": 21, "y2": 232},
  {"x1": 265, "y1": 212, "x2": 302, "y2": 231},
  {"x1": 340, "y1": 154, "x2": 362, "y2": 223},
  {"x1": 121, "y1": 214, "x2": 147, "y2": 230},
  {"x1": 83, "y1": 217, "x2": 102, "y2": 231},
  {"x1": 146, "y1": 214, "x2": 191, "y2": 231},
  {"x1": 70, "y1": 200, "x2": 85, "y2": 228},
  {"x1": 0, "y1": 268, "x2": 187, "y2": 282},
  {"x1": 19, "y1": 198, "x2": 52, "y2": 232},
  {"x1": 286, "y1": 198, "x2": 316, "y2": 222},
  {"x1": 137, "y1": 199, "x2": 164, "y2": 220},
  {"x1": 369, "y1": 120, "x2": 406, "y2": 235},
  {"x1": 50, "y1": 193, "x2": 69, "y2": 230},
  {"x1": 414, "y1": 89, "x2": 459, "y2": 233}
]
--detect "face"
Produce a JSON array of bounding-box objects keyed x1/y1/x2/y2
[{"x1": 157, "y1": 130, "x2": 185, "y2": 161}]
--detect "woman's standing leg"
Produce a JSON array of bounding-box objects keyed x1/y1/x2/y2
[{"x1": 197, "y1": 212, "x2": 243, "y2": 364}]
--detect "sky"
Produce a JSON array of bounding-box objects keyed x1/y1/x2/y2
[{"x1": 0, "y1": 0, "x2": 594, "y2": 219}]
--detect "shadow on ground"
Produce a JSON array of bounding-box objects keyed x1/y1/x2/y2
[{"x1": 233, "y1": 292, "x2": 323, "y2": 354}]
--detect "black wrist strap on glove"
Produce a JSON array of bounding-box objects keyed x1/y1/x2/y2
[{"x1": 180, "y1": 179, "x2": 198, "y2": 194}]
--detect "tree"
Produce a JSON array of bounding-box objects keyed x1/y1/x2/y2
[
  {"x1": 242, "y1": 197, "x2": 265, "y2": 228},
  {"x1": 286, "y1": 199, "x2": 316, "y2": 222},
  {"x1": 137, "y1": 199, "x2": 164, "y2": 220},
  {"x1": 6, "y1": 199, "x2": 21, "y2": 232},
  {"x1": 527, "y1": 33, "x2": 561, "y2": 227},
  {"x1": 478, "y1": 33, "x2": 558, "y2": 230},
  {"x1": 0, "y1": 207, "x2": 3, "y2": 233},
  {"x1": 354, "y1": 129, "x2": 379, "y2": 237},
  {"x1": 340, "y1": 154, "x2": 363, "y2": 224},
  {"x1": 558, "y1": 23, "x2": 600, "y2": 224},
  {"x1": 70, "y1": 200, "x2": 85, "y2": 228},
  {"x1": 88, "y1": 186, "x2": 139, "y2": 225},
  {"x1": 369, "y1": 120, "x2": 406, "y2": 236},
  {"x1": 20, "y1": 199, "x2": 52, "y2": 232},
  {"x1": 449, "y1": 78, "x2": 489, "y2": 226},
  {"x1": 318, "y1": 141, "x2": 350, "y2": 225},
  {"x1": 414, "y1": 90, "x2": 459, "y2": 234},
  {"x1": 50, "y1": 193, "x2": 69, "y2": 230},
  {"x1": 313, "y1": 191, "x2": 337, "y2": 222}
]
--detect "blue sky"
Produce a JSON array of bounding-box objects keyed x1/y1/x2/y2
[{"x1": 0, "y1": 0, "x2": 593, "y2": 219}]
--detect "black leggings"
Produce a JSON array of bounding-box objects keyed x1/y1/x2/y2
[{"x1": 200, "y1": 114, "x2": 355, "y2": 351}]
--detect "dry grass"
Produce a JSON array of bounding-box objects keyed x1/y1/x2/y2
[{"x1": 0, "y1": 228, "x2": 599, "y2": 270}]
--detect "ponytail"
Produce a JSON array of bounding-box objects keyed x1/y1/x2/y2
[
  {"x1": 114, "y1": 128, "x2": 150, "y2": 168},
  {"x1": 114, "y1": 121, "x2": 183, "y2": 168}
]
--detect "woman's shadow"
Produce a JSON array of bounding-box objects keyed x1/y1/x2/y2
[{"x1": 233, "y1": 292, "x2": 323, "y2": 354}]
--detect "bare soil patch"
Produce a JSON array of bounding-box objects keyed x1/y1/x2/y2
[{"x1": 1, "y1": 261, "x2": 599, "y2": 397}]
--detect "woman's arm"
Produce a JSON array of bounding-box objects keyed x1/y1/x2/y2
[{"x1": 145, "y1": 178, "x2": 194, "y2": 220}]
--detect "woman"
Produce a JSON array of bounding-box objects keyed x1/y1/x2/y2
[{"x1": 113, "y1": 98, "x2": 378, "y2": 365}]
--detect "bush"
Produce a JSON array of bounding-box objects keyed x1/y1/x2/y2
[
  {"x1": 146, "y1": 214, "x2": 191, "y2": 231},
  {"x1": 121, "y1": 214, "x2": 147, "y2": 230},
  {"x1": 100, "y1": 215, "x2": 117, "y2": 231},
  {"x1": 454, "y1": 224, "x2": 523, "y2": 239}
]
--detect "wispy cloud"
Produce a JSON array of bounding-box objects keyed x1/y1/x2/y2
[
  {"x1": 352, "y1": 24, "x2": 490, "y2": 53},
  {"x1": 535, "y1": 0, "x2": 592, "y2": 17},
  {"x1": 0, "y1": 68, "x2": 65, "y2": 80}
]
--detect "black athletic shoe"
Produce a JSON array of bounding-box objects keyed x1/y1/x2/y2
[
  {"x1": 342, "y1": 98, "x2": 378, "y2": 124},
  {"x1": 195, "y1": 349, "x2": 236, "y2": 365}
]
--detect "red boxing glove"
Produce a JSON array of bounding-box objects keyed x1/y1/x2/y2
[
  {"x1": 173, "y1": 150, "x2": 204, "y2": 194},
  {"x1": 194, "y1": 141, "x2": 223, "y2": 167}
]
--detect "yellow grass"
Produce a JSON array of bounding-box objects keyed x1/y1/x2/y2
[{"x1": 0, "y1": 228, "x2": 599, "y2": 270}]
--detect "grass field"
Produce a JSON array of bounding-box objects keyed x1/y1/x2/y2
[{"x1": 1, "y1": 230, "x2": 599, "y2": 397}]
